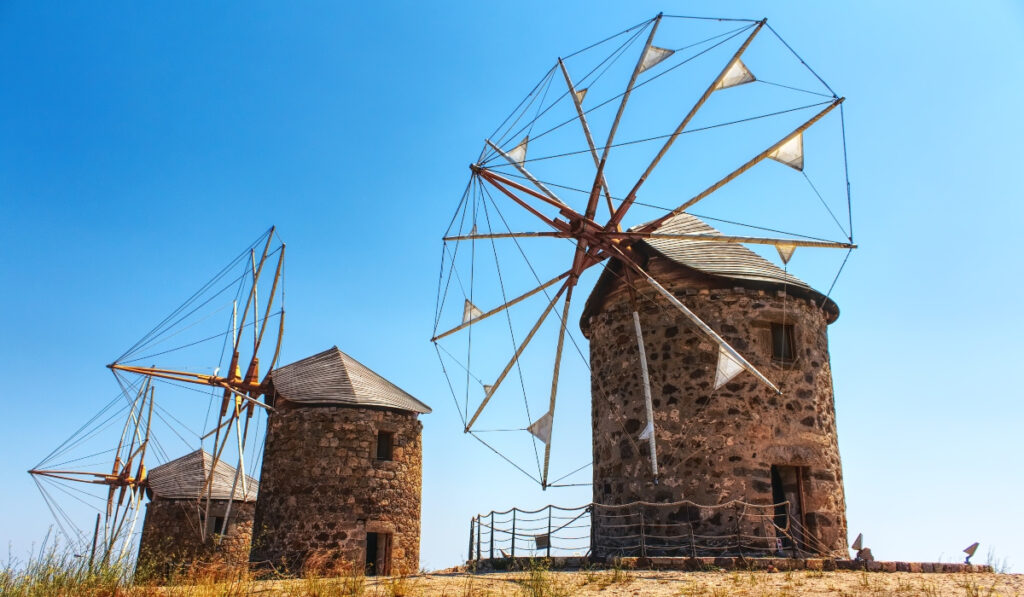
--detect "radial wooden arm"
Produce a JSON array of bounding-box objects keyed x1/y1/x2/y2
[
  {"x1": 443, "y1": 232, "x2": 565, "y2": 242},
  {"x1": 606, "y1": 20, "x2": 766, "y2": 231},
  {"x1": 541, "y1": 285, "x2": 573, "y2": 488},
  {"x1": 431, "y1": 271, "x2": 570, "y2": 342},
  {"x1": 607, "y1": 231, "x2": 856, "y2": 250},
  {"x1": 465, "y1": 280, "x2": 569, "y2": 431},
  {"x1": 475, "y1": 167, "x2": 570, "y2": 234},
  {"x1": 585, "y1": 14, "x2": 663, "y2": 222},
  {"x1": 638, "y1": 98, "x2": 844, "y2": 234},
  {"x1": 485, "y1": 139, "x2": 566, "y2": 206},
  {"x1": 558, "y1": 58, "x2": 616, "y2": 220}
]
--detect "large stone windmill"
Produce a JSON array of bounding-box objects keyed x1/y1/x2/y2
[{"x1": 582, "y1": 213, "x2": 847, "y2": 556}]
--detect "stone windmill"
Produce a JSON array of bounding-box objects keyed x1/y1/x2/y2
[
  {"x1": 432, "y1": 14, "x2": 855, "y2": 556},
  {"x1": 582, "y1": 213, "x2": 847, "y2": 556},
  {"x1": 250, "y1": 346, "x2": 431, "y2": 575}
]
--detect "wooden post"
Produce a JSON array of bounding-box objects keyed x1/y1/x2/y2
[
  {"x1": 489, "y1": 512, "x2": 495, "y2": 560},
  {"x1": 468, "y1": 516, "x2": 475, "y2": 562},
  {"x1": 640, "y1": 507, "x2": 646, "y2": 558},
  {"x1": 511, "y1": 509, "x2": 517, "y2": 558},
  {"x1": 476, "y1": 516, "x2": 482, "y2": 561},
  {"x1": 689, "y1": 520, "x2": 696, "y2": 558},
  {"x1": 546, "y1": 506, "x2": 552, "y2": 558}
]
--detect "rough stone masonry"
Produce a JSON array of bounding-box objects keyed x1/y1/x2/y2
[{"x1": 582, "y1": 239, "x2": 848, "y2": 558}]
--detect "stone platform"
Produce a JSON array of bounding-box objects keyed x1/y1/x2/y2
[{"x1": 471, "y1": 556, "x2": 993, "y2": 573}]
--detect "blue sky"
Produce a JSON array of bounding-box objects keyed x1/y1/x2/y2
[{"x1": 1, "y1": 1, "x2": 1022, "y2": 572}]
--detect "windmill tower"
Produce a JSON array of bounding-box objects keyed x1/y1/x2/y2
[
  {"x1": 581, "y1": 213, "x2": 847, "y2": 557},
  {"x1": 137, "y1": 449, "x2": 258, "y2": 579},
  {"x1": 250, "y1": 347, "x2": 431, "y2": 575}
]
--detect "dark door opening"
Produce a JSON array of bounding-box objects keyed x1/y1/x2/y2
[
  {"x1": 365, "y1": 532, "x2": 393, "y2": 576},
  {"x1": 770, "y1": 465, "x2": 806, "y2": 554}
]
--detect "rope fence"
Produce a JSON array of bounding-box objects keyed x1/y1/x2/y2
[{"x1": 469, "y1": 500, "x2": 830, "y2": 561}]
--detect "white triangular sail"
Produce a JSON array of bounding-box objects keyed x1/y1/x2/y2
[
  {"x1": 527, "y1": 411, "x2": 553, "y2": 444},
  {"x1": 506, "y1": 137, "x2": 528, "y2": 167},
  {"x1": 483, "y1": 384, "x2": 493, "y2": 395},
  {"x1": 639, "y1": 45, "x2": 674, "y2": 73},
  {"x1": 637, "y1": 420, "x2": 654, "y2": 441},
  {"x1": 851, "y1": 533, "x2": 863, "y2": 551},
  {"x1": 768, "y1": 133, "x2": 804, "y2": 171},
  {"x1": 775, "y1": 242, "x2": 797, "y2": 264},
  {"x1": 714, "y1": 58, "x2": 756, "y2": 90},
  {"x1": 714, "y1": 345, "x2": 745, "y2": 389},
  {"x1": 574, "y1": 88, "x2": 588, "y2": 104},
  {"x1": 462, "y1": 300, "x2": 483, "y2": 324}
]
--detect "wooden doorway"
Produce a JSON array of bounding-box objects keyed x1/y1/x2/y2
[
  {"x1": 770, "y1": 465, "x2": 806, "y2": 553},
  {"x1": 365, "y1": 532, "x2": 393, "y2": 576}
]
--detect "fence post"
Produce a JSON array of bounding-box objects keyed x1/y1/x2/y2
[
  {"x1": 476, "y1": 515, "x2": 482, "y2": 562},
  {"x1": 468, "y1": 515, "x2": 475, "y2": 562},
  {"x1": 640, "y1": 506, "x2": 646, "y2": 558},
  {"x1": 511, "y1": 508, "x2": 516, "y2": 559},
  {"x1": 546, "y1": 506, "x2": 552, "y2": 558},
  {"x1": 490, "y1": 511, "x2": 495, "y2": 560},
  {"x1": 688, "y1": 520, "x2": 696, "y2": 558}
]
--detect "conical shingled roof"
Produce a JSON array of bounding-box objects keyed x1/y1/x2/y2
[
  {"x1": 147, "y1": 449, "x2": 258, "y2": 502},
  {"x1": 269, "y1": 346, "x2": 431, "y2": 414},
  {"x1": 640, "y1": 213, "x2": 810, "y2": 289},
  {"x1": 582, "y1": 213, "x2": 838, "y2": 326}
]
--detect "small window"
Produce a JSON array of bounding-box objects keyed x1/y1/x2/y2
[
  {"x1": 771, "y1": 323, "x2": 795, "y2": 362},
  {"x1": 376, "y1": 431, "x2": 394, "y2": 461}
]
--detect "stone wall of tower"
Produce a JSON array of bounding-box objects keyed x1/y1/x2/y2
[
  {"x1": 136, "y1": 498, "x2": 254, "y2": 580},
  {"x1": 584, "y1": 261, "x2": 847, "y2": 557},
  {"x1": 250, "y1": 405, "x2": 423, "y2": 575}
]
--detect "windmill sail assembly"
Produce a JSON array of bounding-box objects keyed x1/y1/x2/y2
[
  {"x1": 432, "y1": 11, "x2": 856, "y2": 550},
  {"x1": 30, "y1": 227, "x2": 286, "y2": 570}
]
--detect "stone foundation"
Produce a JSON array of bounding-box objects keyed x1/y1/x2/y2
[{"x1": 250, "y1": 405, "x2": 423, "y2": 575}]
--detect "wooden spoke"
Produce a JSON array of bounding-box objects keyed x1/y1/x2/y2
[
  {"x1": 465, "y1": 280, "x2": 569, "y2": 431},
  {"x1": 247, "y1": 243, "x2": 285, "y2": 383},
  {"x1": 638, "y1": 98, "x2": 844, "y2": 233},
  {"x1": 557, "y1": 59, "x2": 616, "y2": 220},
  {"x1": 607, "y1": 21, "x2": 766, "y2": 231},
  {"x1": 541, "y1": 286, "x2": 573, "y2": 488},
  {"x1": 585, "y1": 15, "x2": 664, "y2": 222},
  {"x1": 431, "y1": 271, "x2": 570, "y2": 342},
  {"x1": 609, "y1": 231, "x2": 856, "y2": 250},
  {"x1": 443, "y1": 232, "x2": 564, "y2": 242},
  {"x1": 607, "y1": 244, "x2": 780, "y2": 393},
  {"x1": 234, "y1": 228, "x2": 275, "y2": 351},
  {"x1": 476, "y1": 168, "x2": 569, "y2": 233},
  {"x1": 632, "y1": 311, "x2": 659, "y2": 481},
  {"x1": 485, "y1": 139, "x2": 566, "y2": 206}
]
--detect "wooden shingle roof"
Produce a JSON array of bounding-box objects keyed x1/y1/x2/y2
[
  {"x1": 269, "y1": 346, "x2": 431, "y2": 414},
  {"x1": 640, "y1": 213, "x2": 811, "y2": 289},
  {"x1": 146, "y1": 449, "x2": 258, "y2": 502}
]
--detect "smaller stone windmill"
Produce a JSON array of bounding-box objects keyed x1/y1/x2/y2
[
  {"x1": 137, "y1": 449, "x2": 258, "y2": 578},
  {"x1": 250, "y1": 347, "x2": 431, "y2": 575}
]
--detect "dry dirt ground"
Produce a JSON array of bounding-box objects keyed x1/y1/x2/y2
[{"x1": 250, "y1": 570, "x2": 1024, "y2": 597}]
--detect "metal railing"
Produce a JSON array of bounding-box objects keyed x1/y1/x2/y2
[{"x1": 469, "y1": 500, "x2": 834, "y2": 561}]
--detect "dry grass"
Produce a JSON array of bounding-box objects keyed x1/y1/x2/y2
[{"x1": 2, "y1": 545, "x2": 1021, "y2": 597}]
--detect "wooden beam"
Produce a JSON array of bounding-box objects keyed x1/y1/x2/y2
[
  {"x1": 432, "y1": 271, "x2": 570, "y2": 342},
  {"x1": 485, "y1": 139, "x2": 567, "y2": 207},
  {"x1": 443, "y1": 232, "x2": 564, "y2": 242},
  {"x1": 606, "y1": 21, "x2": 766, "y2": 231},
  {"x1": 608, "y1": 231, "x2": 856, "y2": 250},
  {"x1": 585, "y1": 14, "x2": 664, "y2": 221},
  {"x1": 465, "y1": 281, "x2": 569, "y2": 431},
  {"x1": 639, "y1": 98, "x2": 844, "y2": 233},
  {"x1": 541, "y1": 286, "x2": 574, "y2": 488},
  {"x1": 558, "y1": 58, "x2": 616, "y2": 220}
]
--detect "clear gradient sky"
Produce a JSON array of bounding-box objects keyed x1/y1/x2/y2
[{"x1": 1, "y1": 1, "x2": 1022, "y2": 572}]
